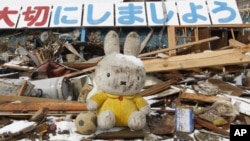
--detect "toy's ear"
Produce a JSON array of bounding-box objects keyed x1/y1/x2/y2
[
  {"x1": 123, "y1": 32, "x2": 141, "y2": 57},
  {"x1": 104, "y1": 30, "x2": 120, "y2": 55}
]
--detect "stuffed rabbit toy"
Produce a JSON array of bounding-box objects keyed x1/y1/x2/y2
[{"x1": 87, "y1": 30, "x2": 150, "y2": 131}]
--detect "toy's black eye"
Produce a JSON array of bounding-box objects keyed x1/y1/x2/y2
[
  {"x1": 107, "y1": 73, "x2": 110, "y2": 77},
  {"x1": 137, "y1": 76, "x2": 140, "y2": 80}
]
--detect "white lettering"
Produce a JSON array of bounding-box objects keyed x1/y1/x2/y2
[{"x1": 234, "y1": 129, "x2": 247, "y2": 136}]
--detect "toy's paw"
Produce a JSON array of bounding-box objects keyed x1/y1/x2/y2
[
  {"x1": 140, "y1": 105, "x2": 151, "y2": 115},
  {"x1": 98, "y1": 110, "x2": 115, "y2": 130},
  {"x1": 128, "y1": 111, "x2": 146, "y2": 131},
  {"x1": 87, "y1": 99, "x2": 98, "y2": 111}
]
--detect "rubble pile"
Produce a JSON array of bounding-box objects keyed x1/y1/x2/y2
[{"x1": 0, "y1": 26, "x2": 250, "y2": 141}]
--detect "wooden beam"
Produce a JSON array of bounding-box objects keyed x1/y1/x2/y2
[
  {"x1": 0, "y1": 95, "x2": 87, "y2": 112},
  {"x1": 0, "y1": 101, "x2": 86, "y2": 112},
  {"x1": 194, "y1": 27, "x2": 199, "y2": 41},
  {"x1": 17, "y1": 80, "x2": 28, "y2": 96},
  {"x1": 0, "y1": 94, "x2": 71, "y2": 103},
  {"x1": 194, "y1": 27, "x2": 200, "y2": 53},
  {"x1": 63, "y1": 66, "x2": 96, "y2": 78},
  {"x1": 167, "y1": 26, "x2": 176, "y2": 56},
  {"x1": 208, "y1": 79, "x2": 243, "y2": 96},
  {"x1": 62, "y1": 62, "x2": 97, "y2": 70},
  {"x1": 139, "y1": 36, "x2": 220, "y2": 57},
  {"x1": 195, "y1": 117, "x2": 230, "y2": 137},
  {"x1": 143, "y1": 46, "x2": 250, "y2": 72},
  {"x1": 95, "y1": 128, "x2": 145, "y2": 139},
  {"x1": 230, "y1": 28, "x2": 235, "y2": 40},
  {"x1": 180, "y1": 93, "x2": 230, "y2": 103},
  {"x1": 139, "y1": 80, "x2": 177, "y2": 97},
  {"x1": 1, "y1": 64, "x2": 35, "y2": 71},
  {"x1": 229, "y1": 39, "x2": 246, "y2": 48}
]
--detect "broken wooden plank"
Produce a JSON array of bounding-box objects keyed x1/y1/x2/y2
[
  {"x1": 230, "y1": 28, "x2": 235, "y2": 40},
  {"x1": 34, "y1": 50, "x2": 44, "y2": 65},
  {"x1": 63, "y1": 66, "x2": 96, "y2": 79},
  {"x1": 195, "y1": 117, "x2": 229, "y2": 137},
  {"x1": 140, "y1": 27, "x2": 154, "y2": 53},
  {"x1": 0, "y1": 111, "x2": 82, "y2": 116},
  {"x1": 29, "y1": 108, "x2": 49, "y2": 122},
  {"x1": 0, "y1": 72, "x2": 19, "y2": 79},
  {"x1": 180, "y1": 93, "x2": 230, "y2": 103},
  {"x1": 146, "y1": 88, "x2": 180, "y2": 100},
  {"x1": 17, "y1": 80, "x2": 28, "y2": 96},
  {"x1": 0, "y1": 120, "x2": 37, "y2": 140},
  {"x1": 0, "y1": 95, "x2": 87, "y2": 112},
  {"x1": 0, "y1": 101, "x2": 86, "y2": 112},
  {"x1": 95, "y1": 127, "x2": 145, "y2": 139},
  {"x1": 1, "y1": 64, "x2": 35, "y2": 71},
  {"x1": 0, "y1": 94, "x2": 71, "y2": 103},
  {"x1": 62, "y1": 62, "x2": 97, "y2": 70},
  {"x1": 139, "y1": 36, "x2": 220, "y2": 57},
  {"x1": 229, "y1": 39, "x2": 247, "y2": 48},
  {"x1": 139, "y1": 80, "x2": 177, "y2": 97},
  {"x1": 167, "y1": 26, "x2": 177, "y2": 56},
  {"x1": 63, "y1": 42, "x2": 85, "y2": 61},
  {"x1": 143, "y1": 46, "x2": 250, "y2": 72},
  {"x1": 208, "y1": 78, "x2": 243, "y2": 96}
]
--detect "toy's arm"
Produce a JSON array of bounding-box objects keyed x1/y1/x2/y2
[
  {"x1": 134, "y1": 95, "x2": 150, "y2": 115},
  {"x1": 87, "y1": 99, "x2": 98, "y2": 111},
  {"x1": 87, "y1": 91, "x2": 108, "y2": 111}
]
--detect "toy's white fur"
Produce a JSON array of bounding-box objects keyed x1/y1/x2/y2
[
  {"x1": 95, "y1": 52, "x2": 146, "y2": 95},
  {"x1": 87, "y1": 30, "x2": 150, "y2": 131},
  {"x1": 98, "y1": 110, "x2": 115, "y2": 130}
]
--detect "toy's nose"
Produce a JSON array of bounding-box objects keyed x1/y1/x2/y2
[{"x1": 120, "y1": 81, "x2": 126, "y2": 85}]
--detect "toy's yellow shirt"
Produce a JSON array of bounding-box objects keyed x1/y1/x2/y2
[{"x1": 90, "y1": 91, "x2": 148, "y2": 126}]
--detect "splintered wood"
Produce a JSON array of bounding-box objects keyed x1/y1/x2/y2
[
  {"x1": 0, "y1": 95, "x2": 87, "y2": 112},
  {"x1": 180, "y1": 93, "x2": 230, "y2": 103},
  {"x1": 143, "y1": 45, "x2": 250, "y2": 72}
]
